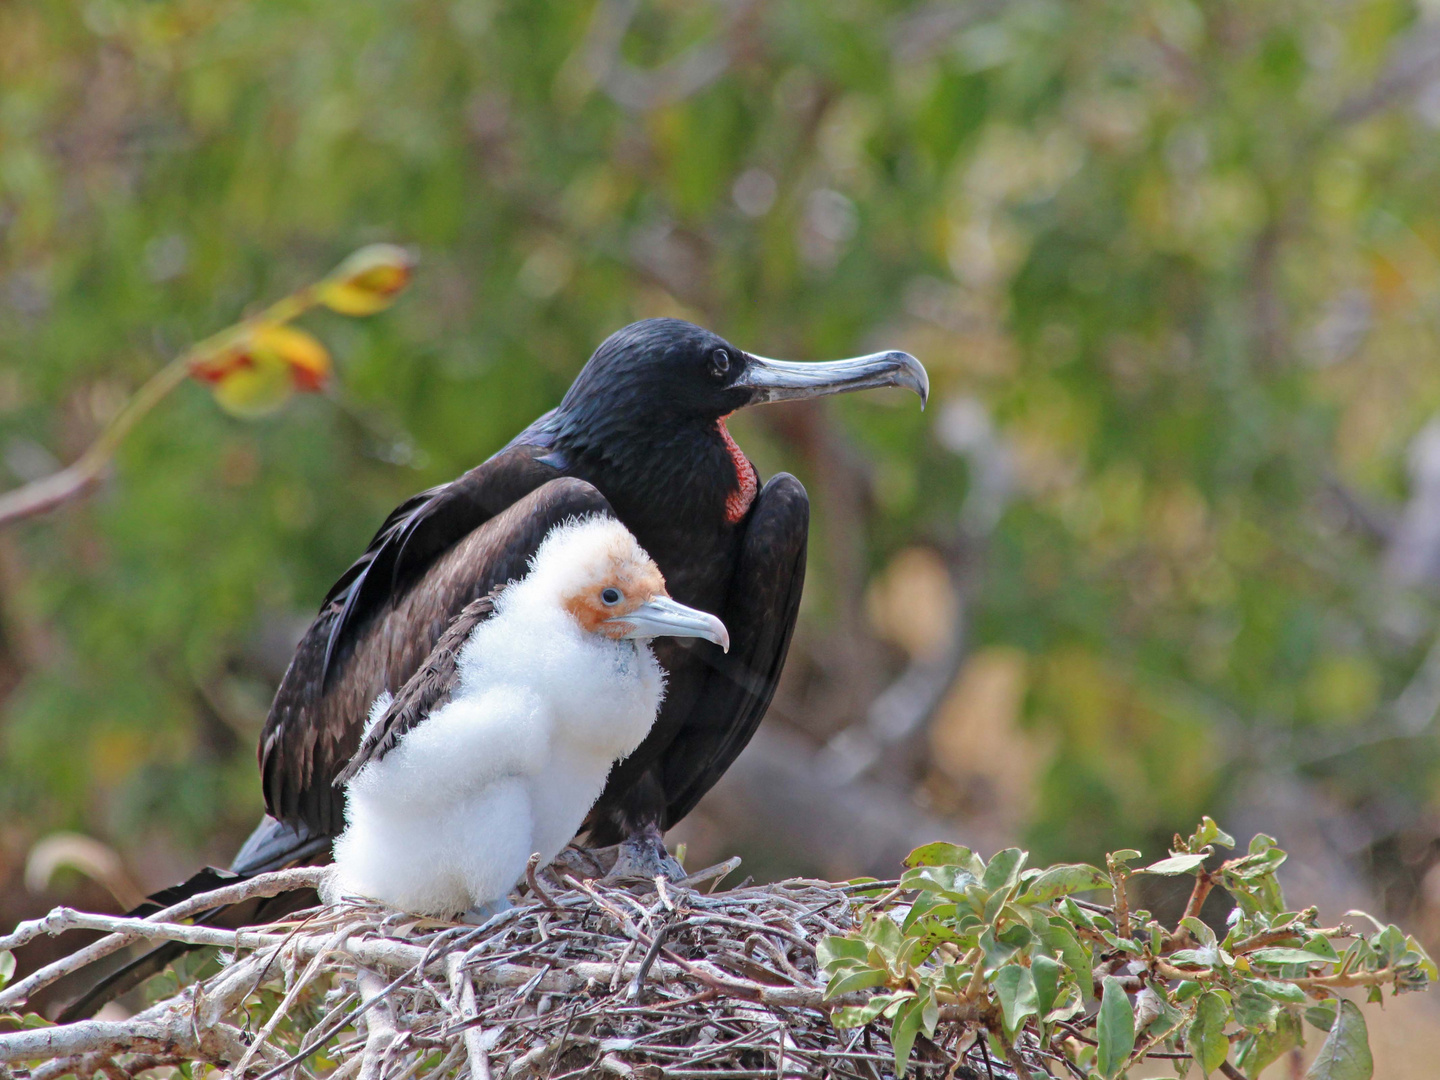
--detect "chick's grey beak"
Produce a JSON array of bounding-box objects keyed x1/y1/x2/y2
[
  {"x1": 605, "y1": 596, "x2": 730, "y2": 652},
  {"x1": 735, "y1": 350, "x2": 929, "y2": 409}
]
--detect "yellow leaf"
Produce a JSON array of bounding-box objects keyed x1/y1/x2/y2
[
  {"x1": 210, "y1": 353, "x2": 293, "y2": 418},
  {"x1": 253, "y1": 323, "x2": 332, "y2": 392},
  {"x1": 191, "y1": 324, "x2": 331, "y2": 418},
  {"x1": 319, "y1": 243, "x2": 416, "y2": 315}
]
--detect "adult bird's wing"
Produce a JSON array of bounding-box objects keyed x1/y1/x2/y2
[
  {"x1": 587, "y1": 473, "x2": 809, "y2": 840},
  {"x1": 261, "y1": 460, "x2": 610, "y2": 836}
]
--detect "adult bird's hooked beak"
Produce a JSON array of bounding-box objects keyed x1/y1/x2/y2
[
  {"x1": 735, "y1": 350, "x2": 929, "y2": 409},
  {"x1": 605, "y1": 596, "x2": 730, "y2": 653}
]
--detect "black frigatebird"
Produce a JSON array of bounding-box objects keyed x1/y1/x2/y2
[{"x1": 46, "y1": 317, "x2": 925, "y2": 1018}]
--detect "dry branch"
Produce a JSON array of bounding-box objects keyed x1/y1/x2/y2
[{"x1": 0, "y1": 866, "x2": 328, "y2": 1009}]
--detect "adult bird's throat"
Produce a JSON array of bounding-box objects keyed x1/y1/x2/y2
[{"x1": 718, "y1": 416, "x2": 758, "y2": 524}]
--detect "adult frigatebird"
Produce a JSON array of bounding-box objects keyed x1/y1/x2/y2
[
  {"x1": 42, "y1": 318, "x2": 924, "y2": 1019},
  {"x1": 237, "y1": 316, "x2": 927, "y2": 880}
]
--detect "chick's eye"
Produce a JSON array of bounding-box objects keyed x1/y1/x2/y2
[
  {"x1": 708, "y1": 348, "x2": 731, "y2": 379},
  {"x1": 601, "y1": 587, "x2": 622, "y2": 606}
]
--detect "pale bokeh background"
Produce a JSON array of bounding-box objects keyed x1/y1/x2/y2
[{"x1": 5, "y1": 0, "x2": 1440, "y2": 1059}]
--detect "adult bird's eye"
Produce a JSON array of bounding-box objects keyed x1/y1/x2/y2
[
  {"x1": 601, "y1": 587, "x2": 622, "y2": 605},
  {"x1": 708, "y1": 348, "x2": 731, "y2": 379}
]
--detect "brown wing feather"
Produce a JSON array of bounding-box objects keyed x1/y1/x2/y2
[
  {"x1": 260, "y1": 468, "x2": 613, "y2": 834},
  {"x1": 334, "y1": 588, "x2": 502, "y2": 785}
]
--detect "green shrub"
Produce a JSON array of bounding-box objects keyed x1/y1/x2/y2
[{"x1": 820, "y1": 818, "x2": 1434, "y2": 1078}]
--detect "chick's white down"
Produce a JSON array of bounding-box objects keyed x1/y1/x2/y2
[{"x1": 327, "y1": 516, "x2": 716, "y2": 916}]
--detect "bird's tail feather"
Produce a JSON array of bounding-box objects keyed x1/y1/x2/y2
[{"x1": 22, "y1": 816, "x2": 329, "y2": 1022}]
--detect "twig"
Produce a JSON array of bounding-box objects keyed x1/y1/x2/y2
[
  {"x1": 1182, "y1": 871, "x2": 1215, "y2": 923},
  {"x1": 446, "y1": 953, "x2": 492, "y2": 1080},
  {"x1": 230, "y1": 933, "x2": 338, "y2": 1075},
  {"x1": 679, "y1": 857, "x2": 742, "y2": 891},
  {"x1": 627, "y1": 920, "x2": 671, "y2": 1001},
  {"x1": 526, "y1": 854, "x2": 562, "y2": 912},
  {"x1": 356, "y1": 969, "x2": 400, "y2": 1080},
  {"x1": 0, "y1": 865, "x2": 327, "y2": 1008}
]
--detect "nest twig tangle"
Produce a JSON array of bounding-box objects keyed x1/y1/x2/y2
[{"x1": 0, "y1": 855, "x2": 1026, "y2": 1080}]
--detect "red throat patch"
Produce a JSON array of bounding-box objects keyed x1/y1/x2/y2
[{"x1": 718, "y1": 416, "x2": 758, "y2": 524}]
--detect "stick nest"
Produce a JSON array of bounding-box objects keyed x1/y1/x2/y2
[{"x1": 0, "y1": 854, "x2": 1029, "y2": 1080}]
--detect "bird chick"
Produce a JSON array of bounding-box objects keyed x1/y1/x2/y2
[{"x1": 324, "y1": 515, "x2": 728, "y2": 917}]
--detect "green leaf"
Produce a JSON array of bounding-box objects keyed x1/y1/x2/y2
[
  {"x1": 1181, "y1": 916, "x2": 1217, "y2": 947},
  {"x1": 900, "y1": 893, "x2": 943, "y2": 932},
  {"x1": 1044, "y1": 983, "x2": 1085, "y2": 1023},
  {"x1": 1169, "y1": 948, "x2": 1217, "y2": 969},
  {"x1": 1373, "y1": 924, "x2": 1407, "y2": 967},
  {"x1": 833, "y1": 996, "x2": 894, "y2": 1029},
  {"x1": 826, "y1": 967, "x2": 891, "y2": 998},
  {"x1": 1095, "y1": 976, "x2": 1136, "y2": 1079},
  {"x1": 1189, "y1": 817, "x2": 1237, "y2": 850},
  {"x1": 1306, "y1": 1000, "x2": 1339, "y2": 1032},
  {"x1": 1043, "y1": 920, "x2": 1094, "y2": 1002},
  {"x1": 1305, "y1": 999, "x2": 1372, "y2": 1080},
  {"x1": 1023, "y1": 863, "x2": 1112, "y2": 901},
  {"x1": 1140, "y1": 853, "x2": 1210, "y2": 875},
  {"x1": 996, "y1": 919, "x2": 1033, "y2": 949},
  {"x1": 890, "y1": 996, "x2": 924, "y2": 1076},
  {"x1": 898, "y1": 840, "x2": 979, "y2": 875},
  {"x1": 1256, "y1": 980, "x2": 1307, "y2": 1004},
  {"x1": 1249, "y1": 948, "x2": 1336, "y2": 967},
  {"x1": 1175, "y1": 980, "x2": 1203, "y2": 1002},
  {"x1": 870, "y1": 914, "x2": 905, "y2": 962},
  {"x1": 920, "y1": 985, "x2": 939, "y2": 1038},
  {"x1": 904, "y1": 842, "x2": 974, "y2": 869},
  {"x1": 979, "y1": 927, "x2": 1020, "y2": 971},
  {"x1": 1236, "y1": 1009, "x2": 1301, "y2": 1080},
  {"x1": 1233, "y1": 984, "x2": 1280, "y2": 1031},
  {"x1": 1060, "y1": 897, "x2": 1097, "y2": 932},
  {"x1": 1225, "y1": 841, "x2": 1288, "y2": 881},
  {"x1": 981, "y1": 848, "x2": 1029, "y2": 896},
  {"x1": 1031, "y1": 953, "x2": 1062, "y2": 1018},
  {"x1": 881, "y1": 991, "x2": 916, "y2": 1019},
  {"x1": 817, "y1": 935, "x2": 870, "y2": 968},
  {"x1": 0, "y1": 951, "x2": 13, "y2": 988},
  {"x1": 901, "y1": 864, "x2": 976, "y2": 899},
  {"x1": 1249, "y1": 834, "x2": 1279, "y2": 856},
  {"x1": 1101, "y1": 931, "x2": 1143, "y2": 955},
  {"x1": 992, "y1": 964, "x2": 1039, "y2": 1038},
  {"x1": 1188, "y1": 990, "x2": 1230, "y2": 1077}
]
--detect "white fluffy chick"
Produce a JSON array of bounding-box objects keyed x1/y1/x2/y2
[{"x1": 324, "y1": 515, "x2": 729, "y2": 917}]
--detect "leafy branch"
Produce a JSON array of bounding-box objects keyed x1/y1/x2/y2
[
  {"x1": 819, "y1": 817, "x2": 1435, "y2": 1078},
  {"x1": 0, "y1": 244, "x2": 414, "y2": 528}
]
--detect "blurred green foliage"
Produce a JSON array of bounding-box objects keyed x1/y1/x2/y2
[{"x1": 3, "y1": 0, "x2": 1440, "y2": 869}]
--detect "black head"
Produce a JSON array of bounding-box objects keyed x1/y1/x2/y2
[
  {"x1": 547, "y1": 319, "x2": 926, "y2": 529},
  {"x1": 559, "y1": 319, "x2": 753, "y2": 424},
  {"x1": 557, "y1": 317, "x2": 928, "y2": 432}
]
